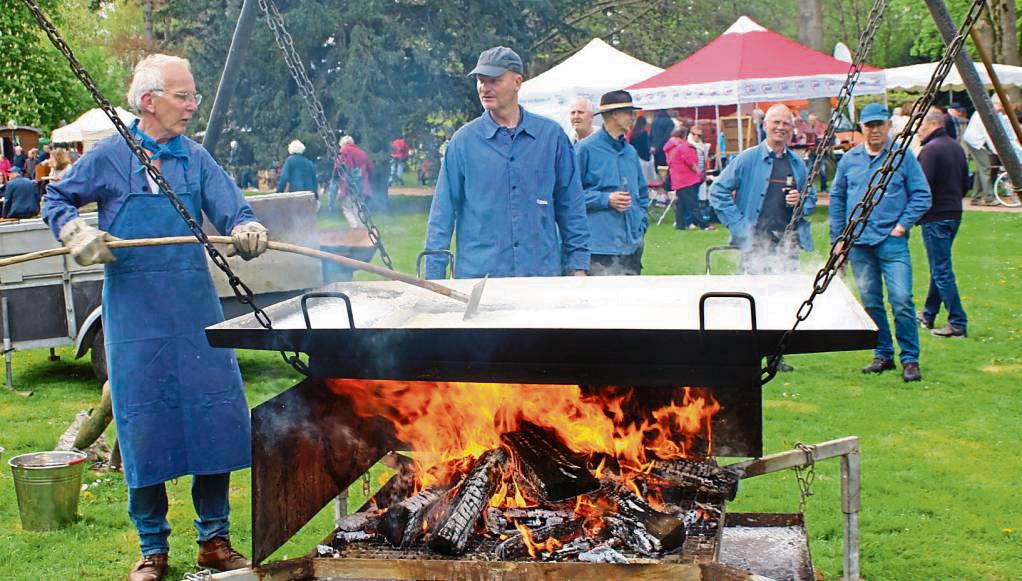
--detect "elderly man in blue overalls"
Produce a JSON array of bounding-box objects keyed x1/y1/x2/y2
[{"x1": 43, "y1": 54, "x2": 268, "y2": 581}]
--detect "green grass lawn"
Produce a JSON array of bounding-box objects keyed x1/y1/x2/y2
[{"x1": 1, "y1": 201, "x2": 1019, "y2": 580}]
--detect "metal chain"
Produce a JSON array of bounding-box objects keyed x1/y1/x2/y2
[
  {"x1": 362, "y1": 472, "x2": 372, "y2": 498},
  {"x1": 20, "y1": 0, "x2": 311, "y2": 376},
  {"x1": 182, "y1": 570, "x2": 213, "y2": 581},
  {"x1": 257, "y1": 0, "x2": 395, "y2": 271},
  {"x1": 762, "y1": 0, "x2": 987, "y2": 384},
  {"x1": 793, "y1": 442, "x2": 817, "y2": 513},
  {"x1": 783, "y1": 0, "x2": 890, "y2": 246}
]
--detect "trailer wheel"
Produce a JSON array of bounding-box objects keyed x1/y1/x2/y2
[{"x1": 91, "y1": 326, "x2": 108, "y2": 384}]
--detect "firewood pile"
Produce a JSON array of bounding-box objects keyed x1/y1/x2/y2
[{"x1": 323, "y1": 421, "x2": 739, "y2": 564}]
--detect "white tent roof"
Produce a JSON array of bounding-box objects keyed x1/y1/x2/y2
[
  {"x1": 886, "y1": 62, "x2": 1022, "y2": 91},
  {"x1": 51, "y1": 107, "x2": 137, "y2": 145},
  {"x1": 519, "y1": 38, "x2": 664, "y2": 124}
]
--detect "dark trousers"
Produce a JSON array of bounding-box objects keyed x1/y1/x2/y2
[
  {"x1": 591, "y1": 248, "x2": 643, "y2": 276},
  {"x1": 921, "y1": 219, "x2": 968, "y2": 329},
  {"x1": 674, "y1": 183, "x2": 706, "y2": 229}
]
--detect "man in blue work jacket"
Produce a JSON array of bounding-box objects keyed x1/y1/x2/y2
[
  {"x1": 576, "y1": 90, "x2": 649, "y2": 275},
  {"x1": 423, "y1": 46, "x2": 590, "y2": 279},
  {"x1": 709, "y1": 103, "x2": 816, "y2": 274},
  {"x1": 43, "y1": 54, "x2": 267, "y2": 581},
  {"x1": 830, "y1": 102, "x2": 932, "y2": 382}
]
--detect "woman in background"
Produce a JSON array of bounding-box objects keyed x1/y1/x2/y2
[{"x1": 629, "y1": 115, "x2": 656, "y2": 184}]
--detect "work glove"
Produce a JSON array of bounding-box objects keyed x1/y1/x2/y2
[
  {"x1": 228, "y1": 221, "x2": 268, "y2": 261},
  {"x1": 59, "y1": 217, "x2": 119, "y2": 266}
]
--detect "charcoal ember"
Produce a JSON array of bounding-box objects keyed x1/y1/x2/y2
[
  {"x1": 551, "y1": 536, "x2": 592, "y2": 560},
  {"x1": 599, "y1": 482, "x2": 687, "y2": 555},
  {"x1": 500, "y1": 422, "x2": 600, "y2": 502},
  {"x1": 649, "y1": 458, "x2": 740, "y2": 500},
  {"x1": 602, "y1": 513, "x2": 661, "y2": 557},
  {"x1": 494, "y1": 518, "x2": 584, "y2": 561},
  {"x1": 484, "y1": 507, "x2": 508, "y2": 536},
  {"x1": 335, "y1": 509, "x2": 383, "y2": 532},
  {"x1": 579, "y1": 544, "x2": 629, "y2": 564},
  {"x1": 315, "y1": 544, "x2": 338, "y2": 557},
  {"x1": 337, "y1": 530, "x2": 374, "y2": 543},
  {"x1": 428, "y1": 448, "x2": 508, "y2": 555},
  {"x1": 378, "y1": 487, "x2": 447, "y2": 547}
]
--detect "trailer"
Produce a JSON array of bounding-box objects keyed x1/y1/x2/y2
[{"x1": 0, "y1": 191, "x2": 322, "y2": 389}]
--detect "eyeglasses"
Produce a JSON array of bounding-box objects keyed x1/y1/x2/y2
[{"x1": 152, "y1": 90, "x2": 202, "y2": 105}]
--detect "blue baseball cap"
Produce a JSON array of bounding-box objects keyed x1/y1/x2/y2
[
  {"x1": 467, "y1": 46, "x2": 524, "y2": 78},
  {"x1": 859, "y1": 103, "x2": 891, "y2": 124}
]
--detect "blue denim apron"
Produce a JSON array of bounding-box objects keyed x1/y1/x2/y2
[{"x1": 103, "y1": 183, "x2": 251, "y2": 489}]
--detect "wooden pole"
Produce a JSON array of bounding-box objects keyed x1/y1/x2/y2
[
  {"x1": 0, "y1": 236, "x2": 471, "y2": 304},
  {"x1": 968, "y1": 27, "x2": 1022, "y2": 146}
]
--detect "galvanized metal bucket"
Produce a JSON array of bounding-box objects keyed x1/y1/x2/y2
[{"x1": 8, "y1": 450, "x2": 87, "y2": 531}]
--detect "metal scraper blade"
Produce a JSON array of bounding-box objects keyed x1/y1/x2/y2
[{"x1": 462, "y1": 275, "x2": 488, "y2": 321}]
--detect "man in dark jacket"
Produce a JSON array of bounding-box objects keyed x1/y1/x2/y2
[
  {"x1": 651, "y1": 109, "x2": 675, "y2": 168},
  {"x1": 917, "y1": 106, "x2": 969, "y2": 338},
  {"x1": 1, "y1": 166, "x2": 39, "y2": 218}
]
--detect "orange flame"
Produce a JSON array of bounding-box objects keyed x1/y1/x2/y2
[
  {"x1": 326, "y1": 380, "x2": 718, "y2": 489},
  {"x1": 513, "y1": 519, "x2": 564, "y2": 559}
]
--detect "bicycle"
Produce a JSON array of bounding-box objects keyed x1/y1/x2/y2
[{"x1": 993, "y1": 167, "x2": 1022, "y2": 207}]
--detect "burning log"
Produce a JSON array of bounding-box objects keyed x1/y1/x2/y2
[
  {"x1": 494, "y1": 518, "x2": 584, "y2": 561},
  {"x1": 378, "y1": 487, "x2": 447, "y2": 547},
  {"x1": 357, "y1": 455, "x2": 417, "y2": 512},
  {"x1": 483, "y1": 507, "x2": 574, "y2": 536},
  {"x1": 600, "y1": 483, "x2": 687, "y2": 556},
  {"x1": 335, "y1": 509, "x2": 382, "y2": 533},
  {"x1": 428, "y1": 448, "x2": 508, "y2": 555},
  {"x1": 500, "y1": 422, "x2": 600, "y2": 502},
  {"x1": 649, "y1": 458, "x2": 740, "y2": 500}
]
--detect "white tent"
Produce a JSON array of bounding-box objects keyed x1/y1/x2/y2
[
  {"x1": 886, "y1": 62, "x2": 1022, "y2": 91},
  {"x1": 51, "y1": 107, "x2": 137, "y2": 151},
  {"x1": 519, "y1": 38, "x2": 664, "y2": 126}
]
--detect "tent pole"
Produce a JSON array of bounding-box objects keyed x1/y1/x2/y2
[
  {"x1": 737, "y1": 99, "x2": 744, "y2": 150},
  {"x1": 715, "y1": 104, "x2": 722, "y2": 167}
]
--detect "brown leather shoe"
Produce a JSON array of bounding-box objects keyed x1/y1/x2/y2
[
  {"x1": 197, "y1": 537, "x2": 250, "y2": 572},
  {"x1": 127, "y1": 553, "x2": 168, "y2": 581}
]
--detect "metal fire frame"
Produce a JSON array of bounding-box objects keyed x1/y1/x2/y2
[
  {"x1": 212, "y1": 435, "x2": 861, "y2": 581},
  {"x1": 727, "y1": 436, "x2": 862, "y2": 581}
]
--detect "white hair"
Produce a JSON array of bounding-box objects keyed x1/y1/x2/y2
[
  {"x1": 340, "y1": 135, "x2": 354, "y2": 146},
  {"x1": 764, "y1": 103, "x2": 793, "y2": 122},
  {"x1": 126, "y1": 54, "x2": 192, "y2": 112},
  {"x1": 569, "y1": 96, "x2": 594, "y2": 113},
  {"x1": 288, "y1": 140, "x2": 306, "y2": 155}
]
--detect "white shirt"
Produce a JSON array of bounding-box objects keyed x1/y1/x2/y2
[{"x1": 963, "y1": 111, "x2": 1019, "y2": 150}]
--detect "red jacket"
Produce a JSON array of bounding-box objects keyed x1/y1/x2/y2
[
  {"x1": 390, "y1": 138, "x2": 410, "y2": 161},
  {"x1": 334, "y1": 144, "x2": 374, "y2": 198},
  {"x1": 664, "y1": 137, "x2": 701, "y2": 190}
]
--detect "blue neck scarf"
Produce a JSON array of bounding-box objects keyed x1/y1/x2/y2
[{"x1": 130, "y1": 119, "x2": 188, "y2": 163}]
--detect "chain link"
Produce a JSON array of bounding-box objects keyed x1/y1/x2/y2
[
  {"x1": 20, "y1": 0, "x2": 311, "y2": 376},
  {"x1": 257, "y1": 0, "x2": 395, "y2": 270},
  {"x1": 762, "y1": 0, "x2": 987, "y2": 384},
  {"x1": 792, "y1": 442, "x2": 817, "y2": 514},
  {"x1": 182, "y1": 570, "x2": 213, "y2": 581},
  {"x1": 783, "y1": 0, "x2": 889, "y2": 248}
]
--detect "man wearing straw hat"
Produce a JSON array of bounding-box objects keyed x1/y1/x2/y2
[
  {"x1": 575, "y1": 90, "x2": 649, "y2": 275},
  {"x1": 42, "y1": 54, "x2": 267, "y2": 580}
]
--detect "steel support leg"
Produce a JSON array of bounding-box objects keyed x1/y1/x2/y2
[
  {"x1": 841, "y1": 446, "x2": 861, "y2": 580},
  {"x1": 2, "y1": 297, "x2": 13, "y2": 390}
]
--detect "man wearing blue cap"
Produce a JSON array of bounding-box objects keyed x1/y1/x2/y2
[
  {"x1": 830, "y1": 102, "x2": 932, "y2": 382},
  {"x1": 1, "y1": 165, "x2": 40, "y2": 219},
  {"x1": 423, "y1": 46, "x2": 590, "y2": 279}
]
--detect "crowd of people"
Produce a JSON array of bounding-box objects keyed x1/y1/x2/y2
[
  {"x1": 0, "y1": 141, "x2": 78, "y2": 219},
  {"x1": 422, "y1": 45, "x2": 986, "y2": 385}
]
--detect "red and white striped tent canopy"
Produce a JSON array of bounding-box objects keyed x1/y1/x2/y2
[{"x1": 628, "y1": 16, "x2": 885, "y2": 110}]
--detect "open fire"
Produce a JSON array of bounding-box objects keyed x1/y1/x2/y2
[{"x1": 323, "y1": 380, "x2": 739, "y2": 563}]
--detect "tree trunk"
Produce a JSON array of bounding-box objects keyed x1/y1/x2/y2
[
  {"x1": 142, "y1": 0, "x2": 154, "y2": 47},
  {"x1": 996, "y1": 0, "x2": 1021, "y2": 101},
  {"x1": 799, "y1": 0, "x2": 832, "y2": 121}
]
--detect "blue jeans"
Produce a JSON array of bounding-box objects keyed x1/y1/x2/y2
[
  {"x1": 921, "y1": 220, "x2": 967, "y2": 329},
  {"x1": 390, "y1": 159, "x2": 405, "y2": 185},
  {"x1": 128, "y1": 473, "x2": 231, "y2": 556},
  {"x1": 849, "y1": 235, "x2": 920, "y2": 363}
]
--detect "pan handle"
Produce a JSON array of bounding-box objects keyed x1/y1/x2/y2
[
  {"x1": 698, "y1": 292, "x2": 757, "y2": 332},
  {"x1": 416, "y1": 249, "x2": 455, "y2": 279},
  {"x1": 704, "y1": 245, "x2": 741, "y2": 275},
  {"x1": 301, "y1": 292, "x2": 355, "y2": 330}
]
